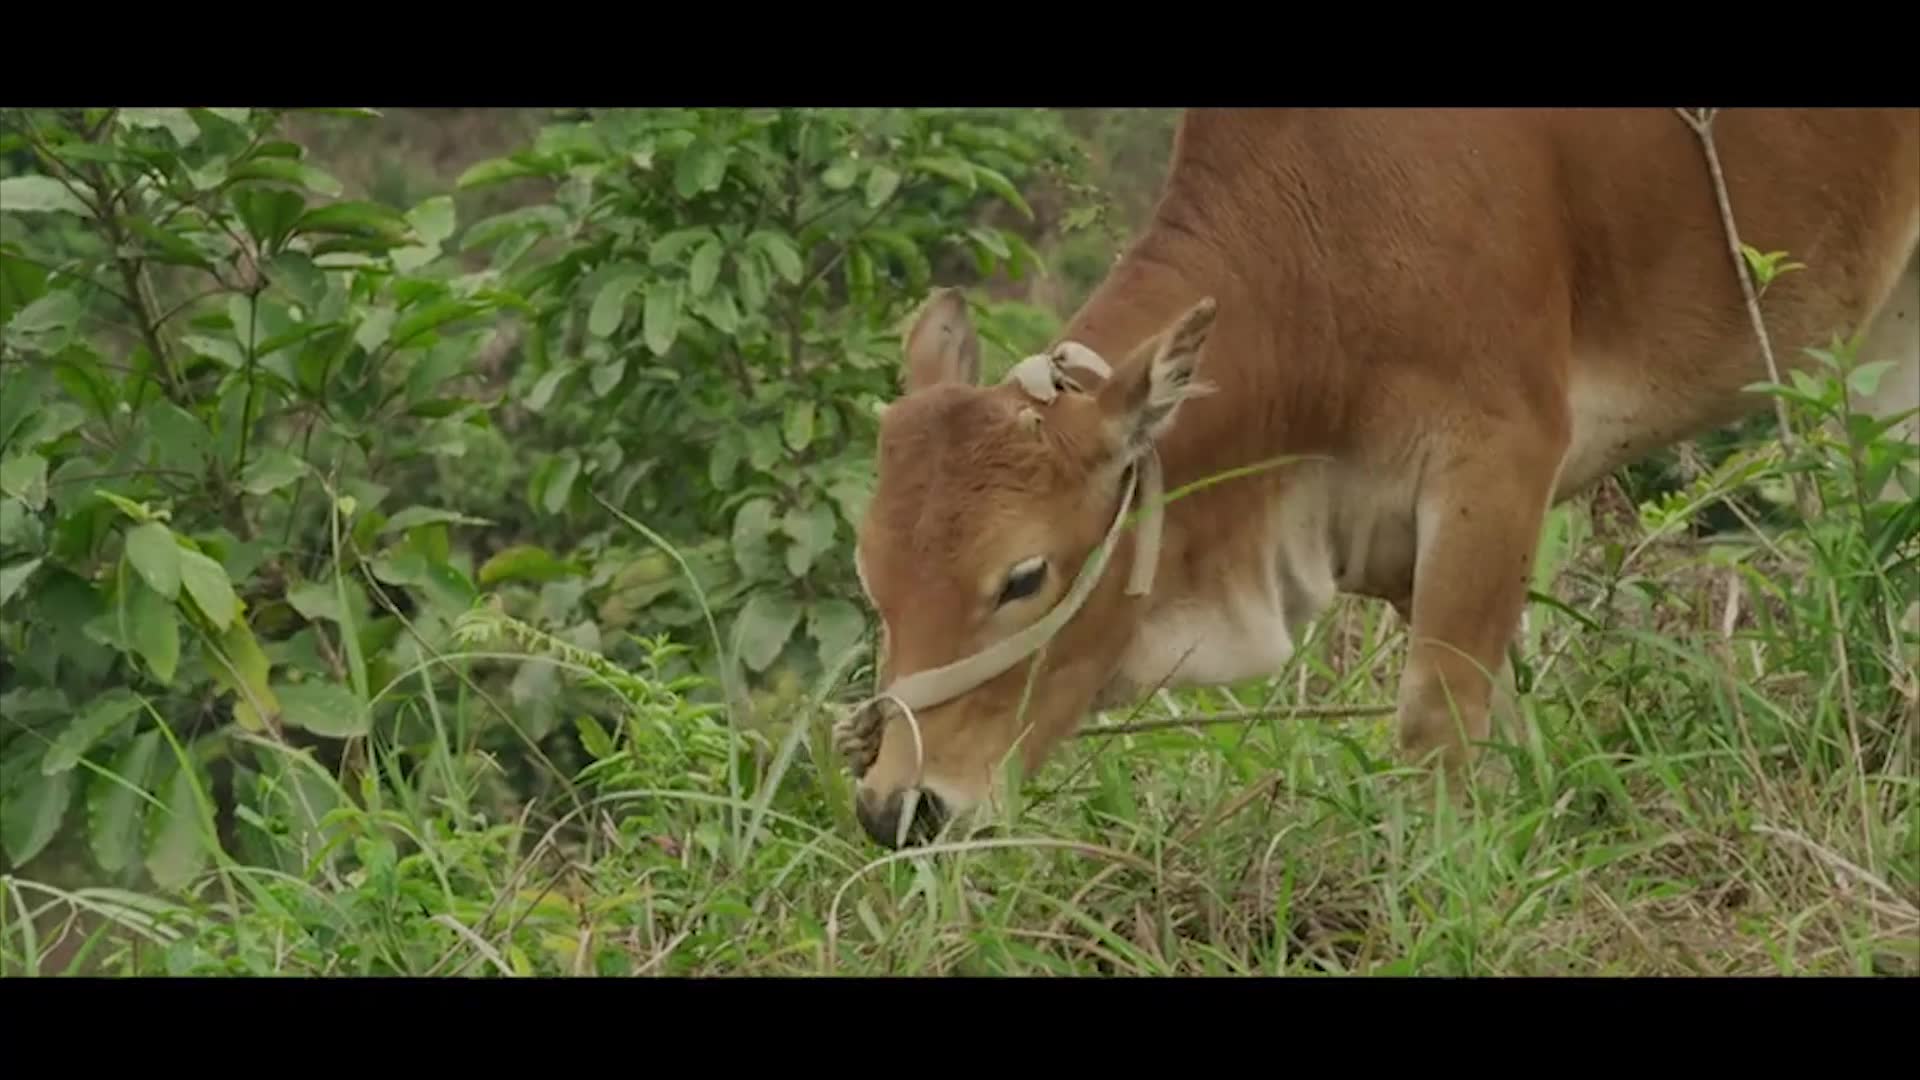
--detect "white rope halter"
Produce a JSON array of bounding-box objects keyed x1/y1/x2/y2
[{"x1": 832, "y1": 341, "x2": 1168, "y2": 791}]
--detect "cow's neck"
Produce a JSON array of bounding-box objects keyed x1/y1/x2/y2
[{"x1": 1058, "y1": 165, "x2": 1353, "y2": 702}]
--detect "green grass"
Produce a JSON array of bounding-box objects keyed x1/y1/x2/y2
[{"x1": 4, "y1": 459, "x2": 1913, "y2": 977}]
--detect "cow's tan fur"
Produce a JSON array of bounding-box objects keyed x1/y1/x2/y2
[{"x1": 847, "y1": 107, "x2": 1920, "y2": 848}]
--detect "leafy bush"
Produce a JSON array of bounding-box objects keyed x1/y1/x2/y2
[
  {"x1": 443, "y1": 107, "x2": 1087, "y2": 721},
  {"x1": 0, "y1": 106, "x2": 1091, "y2": 903}
]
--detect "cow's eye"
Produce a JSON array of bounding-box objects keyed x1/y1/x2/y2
[{"x1": 997, "y1": 557, "x2": 1048, "y2": 607}]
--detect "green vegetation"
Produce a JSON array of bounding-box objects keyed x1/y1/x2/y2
[{"x1": 1, "y1": 107, "x2": 1913, "y2": 976}]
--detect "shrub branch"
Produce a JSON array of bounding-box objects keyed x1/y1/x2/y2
[{"x1": 1673, "y1": 107, "x2": 1817, "y2": 519}]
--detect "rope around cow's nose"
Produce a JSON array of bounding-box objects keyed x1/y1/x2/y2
[
  {"x1": 889, "y1": 694, "x2": 926, "y2": 790},
  {"x1": 831, "y1": 693, "x2": 924, "y2": 785},
  {"x1": 830, "y1": 692, "x2": 929, "y2": 847}
]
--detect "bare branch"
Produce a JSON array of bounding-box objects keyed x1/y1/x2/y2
[
  {"x1": 1073, "y1": 703, "x2": 1394, "y2": 739},
  {"x1": 1673, "y1": 106, "x2": 1817, "y2": 519}
]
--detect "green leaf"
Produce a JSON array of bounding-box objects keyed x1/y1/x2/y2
[
  {"x1": 912, "y1": 155, "x2": 978, "y2": 193},
  {"x1": 240, "y1": 449, "x2": 309, "y2": 496},
  {"x1": 808, "y1": 598, "x2": 867, "y2": 667},
  {"x1": 731, "y1": 497, "x2": 779, "y2": 579},
  {"x1": 733, "y1": 590, "x2": 802, "y2": 673},
  {"x1": 32, "y1": 401, "x2": 94, "y2": 452},
  {"x1": 457, "y1": 155, "x2": 548, "y2": 189},
  {"x1": 643, "y1": 281, "x2": 681, "y2": 356},
  {"x1": 0, "y1": 498, "x2": 39, "y2": 550},
  {"x1": 264, "y1": 252, "x2": 327, "y2": 308},
  {"x1": 864, "y1": 164, "x2": 902, "y2": 209},
  {"x1": 590, "y1": 274, "x2": 642, "y2": 338},
  {"x1": 590, "y1": 357, "x2": 626, "y2": 398},
  {"x1": 575, "y1": 716, "x2": 616, "y2": 760},
  {"x1": 406, "y1": 195, "x2": 457, "y2": 248},
  {"x1": 126, "y1": 575, "x2": 181, "y2": 686},
  {"x1": 648, "y1": 227, "x2": 714, "y2": 266},
  {"x1": 462, "y1": 205, "x2": 566, "y2": 251},
  {"x1": 119, "y1": 107, "x2": 199, "y2": 144},
  {"x1": 692, "y1": 290, "x2": 740, "y2": 335},
  {"x1": 840, "y1": 239, "x2": 871, "y2": 297},
  {"x1": 674, "y1": 141, "x2": 728, "y2": 198},
  {"x1": 0, "y1": 452, "x2": 47, "y2": 511},
  {"x1": 124, "y1": 521, "x2": 181, "y2": 599},
  {"x1": 0, "y1": 556, "x2": 42, "y2": 608},
  {"x1": 275, "y1": 680, "x2": 369, "y2": 738},
  {"x1": 744, "y1": 424, "x2": 783, "y2": 472},
  {"x1": 0, "y1": 175, "x2": 92, "y2": 217},
  {"x1": 967, "y1": 226, "x2": 1011, "y2": 260},
  {"x1": 391, "y1": 244, "x2": 439, "y2": 274},
  {"x1": 87, "y1": 729, "x2": 161, "y2": 875},
  {"x1": 822, "y1": 158, "x2": 860, "y2": 191},
  {"x1": 2, "y1": 769, "x2": 72, "y2": 867},
  {"x1": 7, "y1": 289, "x2": 82, "y2": 339},
  {"x1": 751, "y1": 231, "x2": 805, "y2": 285},
  {"x1": 782, "y1": 501, "x2": 837, "y2": 578},
  {"x1": 828, "y1": 477, "x2": 874, "y2": 525},
  {"x1": 971, "y1": 164, "x2": 1034, "y2": 220},
  {"x1": 0, "y1": 256, "x2": 50, "y2": 336},
  {"x1": 232, "y1": 188, "x2": 307, "y2": 251},
  {"x1": 866, "y1": 230, "x2": 930, "y2": 292},
  {"x1": 295, "y1": 201, "x2": 412, "y2": 243},
  {"x1": 525, "y1": 363, "x2": 574, "y2": 412},
  {"x1": 205, "y1": 616, "x2": 277, "y2": 731},
  {"x1": 178, "y1": 548, "x2": 237, "y2": 630},
  {"x1": 95, "y1": 490, "x2": 153, "y2": 523},
  {"x1": 1848, "y1": 359, "x2": 1896, "y2": 398},
  {"x1": 417, "y1": 561, "x2": 478, "y2": 618},
  {"x1": 226, "y1": 158, "x2": 344, "y2": 197},
  {"x1": 43, "y1": 689, "x2": 145, "y2": 775},
  {"x1": 478, "y1": 544, "x2": 579, "y2": 586},
  {"x1": 783, "y1": 400, "x2": 816, "y2": 452},
  {"x1": 147, "y1": 401, "x2": 211, "y2": 476},
  {"x1": 390, "y1": 299, "x2": 480, "y2": 350},
  {"x1": 541, "y1": 452, "x2": 581, "y2": 515},
  {"x1": 181, "y1": 333, "x2": 245, "y2": 370},
  {"x1": 708, "y1": 437, "x2": 741, "y2": 491},
  {"x1": 689, "y1": 240, "x2": 724, "y2": 298},
  {"x1": 736, "y1": 251, "x2": 770, "y2": 312},
  {"x1": 286, "y1": 580, "x2": 342, "y2": 623},
  {"x1": 350, "y1": 307, "x2": 395, "y2": 355},
  {"x1": 145, "y1": 757, "x2": 210, "y2": 892},
  {"x1": 382, "y1": 506, "x2": 493, "y2": 533}
]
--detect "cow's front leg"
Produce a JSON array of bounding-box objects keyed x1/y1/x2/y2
[{"x1": 1396, "y1": 425, "x2": 1565, "y2": 774}]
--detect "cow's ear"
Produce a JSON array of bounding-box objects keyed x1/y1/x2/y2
[
  {"x1": 901, "y1": 288, "x2": 981, "y2": 393},
  {"x1": 1097, "y1": 297, "x2": 1218, "y2": 455}
]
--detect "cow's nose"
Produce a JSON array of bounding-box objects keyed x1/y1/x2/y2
[{"x1": 855, "y1": 787, "x2": 947, "y2": 848}]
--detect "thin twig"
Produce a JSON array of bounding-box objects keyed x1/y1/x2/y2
[
  {"x1": 1751, "y1": 824, "x2": 1918, "y2": 919},
  {"x1": 1673, "y1": 107, "x2": 1816, "y2": 519},
  {"x1": 429, "y1": 914, "x2": 518, "y2": 977},
  {"x1": 1072, "y1": 703, "x2": 1394, "y2": 739},
  {"x1": 1825, "y1": 579, "x2": 1875, "y2": 873}
]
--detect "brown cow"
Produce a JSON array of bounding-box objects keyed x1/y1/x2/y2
[{"x1": 836, "y1": 108, "x2": 1920, "y2": 849}]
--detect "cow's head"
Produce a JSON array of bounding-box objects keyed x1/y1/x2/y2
[{"x1": 837, "y1": 288, "x2": 1218, "y2": 848}]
